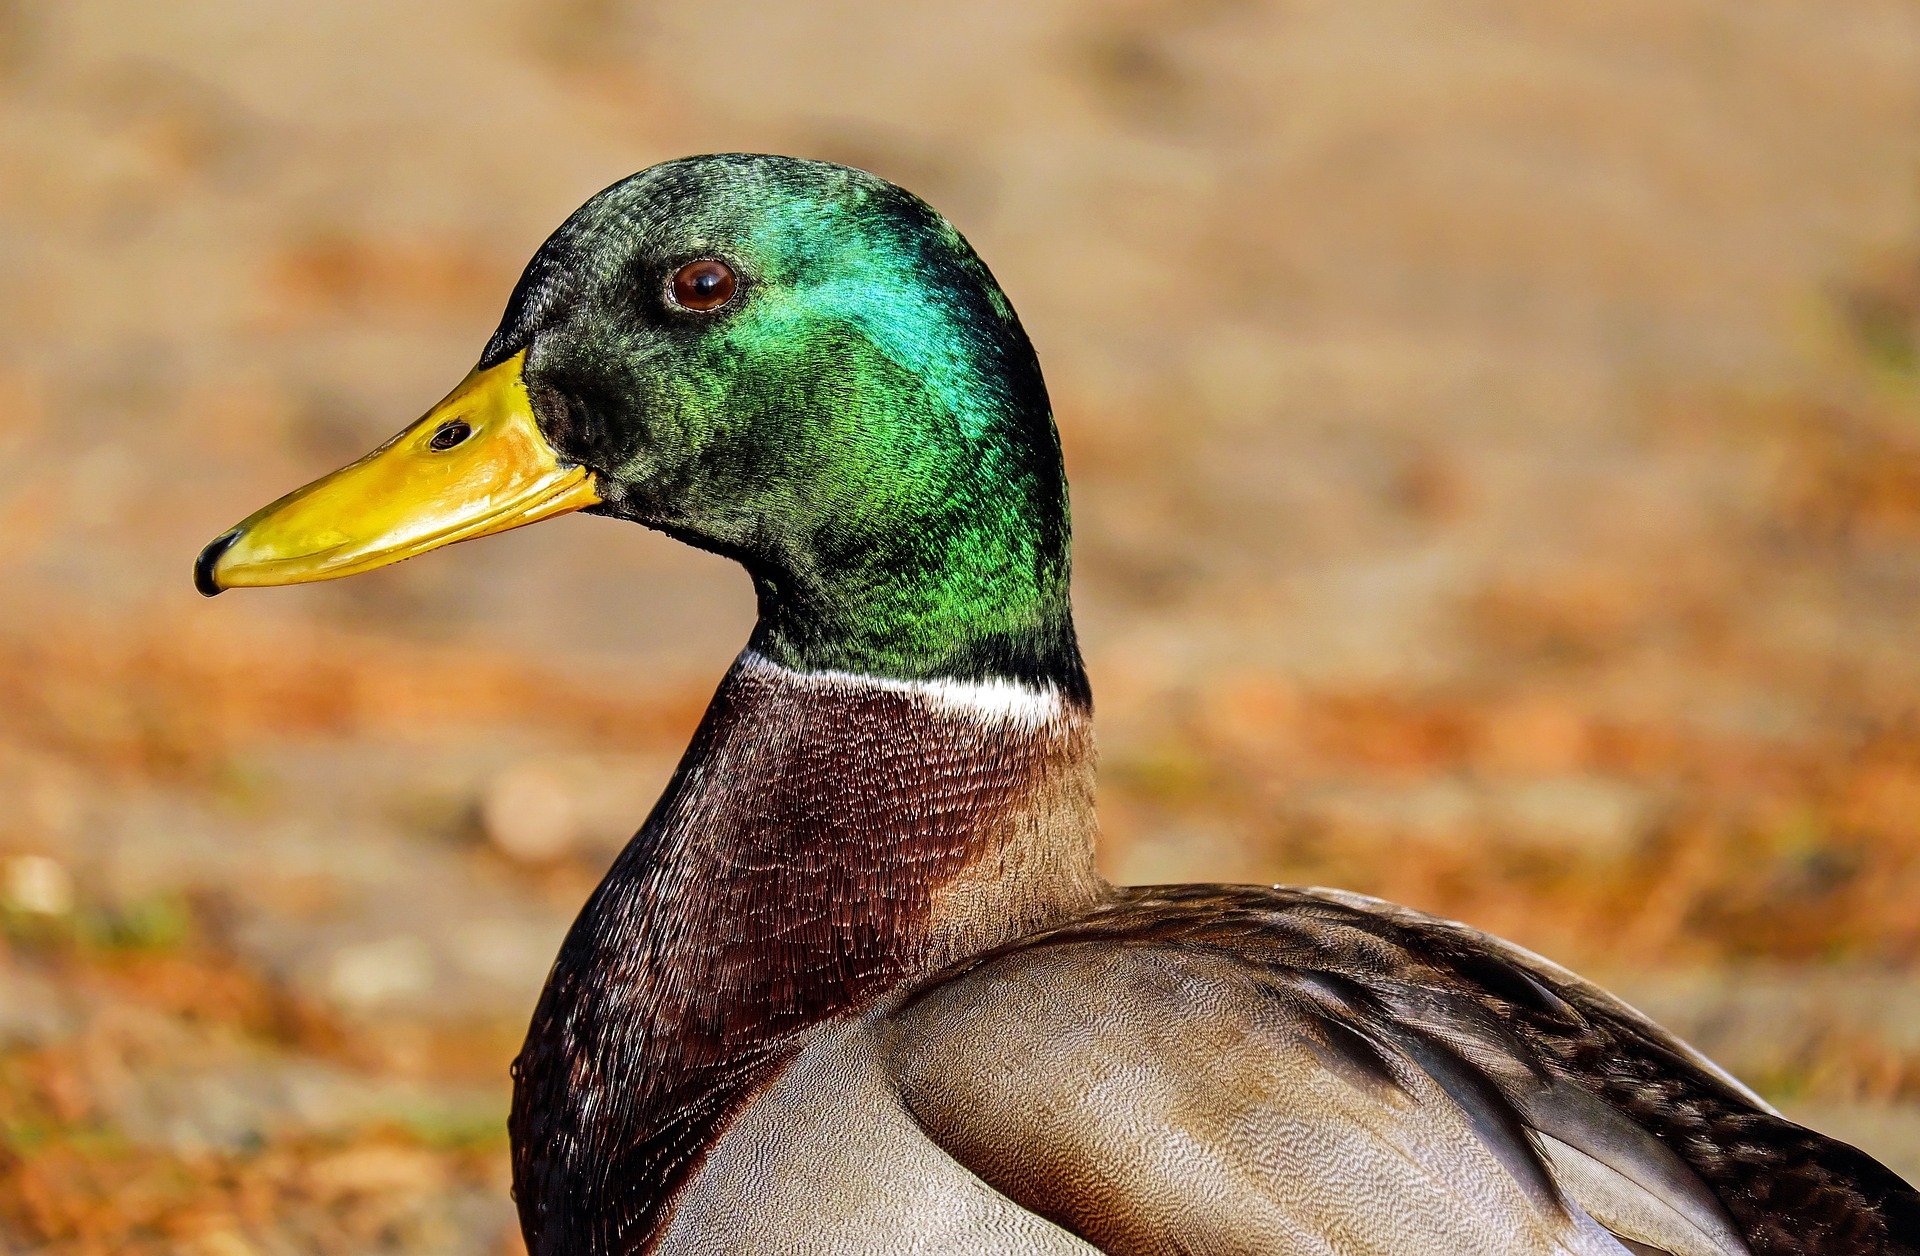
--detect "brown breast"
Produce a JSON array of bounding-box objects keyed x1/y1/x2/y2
[{"x1": 509, "y1": 653, "x2": 1104, "y2": 1256}]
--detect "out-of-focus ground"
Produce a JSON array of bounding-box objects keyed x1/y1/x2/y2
[{"x1": 2, "y1": 1, "x2": 1918, "y2": 1250}]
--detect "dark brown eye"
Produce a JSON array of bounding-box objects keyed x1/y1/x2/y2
[
  {"x1": 670, "y1": 259, "x2": 737, "y2": 312},
  {"x1": 429, "y1": 420, "x2": 472, "y2": 451}
]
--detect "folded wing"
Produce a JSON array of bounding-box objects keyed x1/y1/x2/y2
[{"x1": 883, "y1": 886, "x2": 1917, "y2": 1256}]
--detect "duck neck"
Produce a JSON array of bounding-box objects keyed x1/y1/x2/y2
[
  {"x1": 737, "y1": 479, "x2": 1090, "y2": 703},
  {"x1": 510, "y1": 649, "x2": 1103, "y2": 1254}
]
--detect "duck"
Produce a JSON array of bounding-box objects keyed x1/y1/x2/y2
[{"x1": 195, "y1": 153, "x2": 1919, "y2": 1256}]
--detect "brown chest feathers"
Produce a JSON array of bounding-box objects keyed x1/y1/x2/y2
[{"x1": 508, "y1": 653, "x2": 1102, "y2": 1255}]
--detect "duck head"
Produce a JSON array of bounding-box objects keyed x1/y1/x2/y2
[{"x1": 197, "y1": 154, "x2": 1085, "y2": 698}]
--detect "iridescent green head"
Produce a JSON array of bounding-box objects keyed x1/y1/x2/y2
[{"x1": 197, "y1": 155, "x2": 1086, "y2": 701}]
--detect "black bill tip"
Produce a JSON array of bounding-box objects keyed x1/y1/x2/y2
[{"x1": 195, "y1": 530, "x2": 238, "y2": 597}]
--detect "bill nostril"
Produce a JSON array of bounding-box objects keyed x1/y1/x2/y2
[
  {"x1": 430, "y1": 420, "x2": 473, "y2": 451},
  {"x1": 195, "y1": 530, "x2": 240, "y2": 597}
]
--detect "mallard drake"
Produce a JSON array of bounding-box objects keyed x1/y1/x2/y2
[{"x1": 196, "y1": 154, "x2": 1918, "y2": 1256}]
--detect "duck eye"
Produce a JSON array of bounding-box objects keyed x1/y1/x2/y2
[
  {"x1": 670, "y1": 259, "x2": 737, "y2": 312},
  {"x1": 429, "y1": 420, "x2": 472, "y2": 451}
]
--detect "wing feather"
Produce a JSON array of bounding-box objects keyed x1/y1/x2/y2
[{"x1": 881, "y1": 885, "x2": 1917, "y2": 1255}]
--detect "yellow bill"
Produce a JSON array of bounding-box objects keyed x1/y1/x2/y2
[{"x1": 195, "y1": 351, "x2": 599, "y2": 595}]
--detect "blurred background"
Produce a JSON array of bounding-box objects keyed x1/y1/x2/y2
[{"x1": 2, "y1": 1, "x2": 1918, "y2": 1251}]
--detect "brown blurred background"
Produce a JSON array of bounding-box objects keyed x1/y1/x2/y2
[{"x1": 2, "y1": 1, "x2": 1918, "y2": 1251}]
